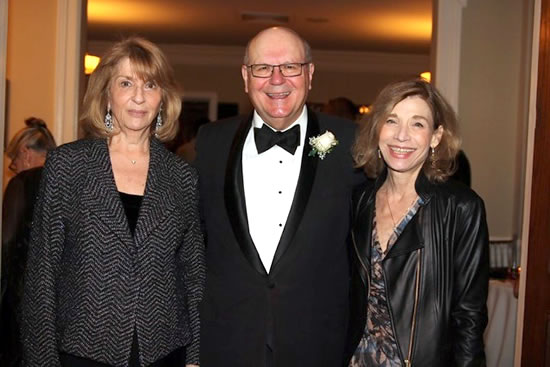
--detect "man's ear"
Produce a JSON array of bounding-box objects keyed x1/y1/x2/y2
[
  {"x1": 241, "y1": 65, "x2": 249, "y2": 93},
  {"x1": 307, "y1": 63, "x2": 315, "y2": 91}
]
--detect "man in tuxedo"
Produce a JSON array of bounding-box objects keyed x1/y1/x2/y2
[{"x1": 195, "y1": 27, "x2": 363, "y2": 367}]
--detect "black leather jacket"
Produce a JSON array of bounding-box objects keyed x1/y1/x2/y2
[{"x1": 345, "y1": 170, "x2": 489, "y2": 367}]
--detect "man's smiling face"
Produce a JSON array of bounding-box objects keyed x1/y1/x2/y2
[{"x1": 242, "y1": 27, "x2": 314, "y2": 131}]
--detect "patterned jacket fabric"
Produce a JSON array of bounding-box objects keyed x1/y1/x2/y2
[{"x1": 21, "y1": 138, "x2": 205, "y2": 366}]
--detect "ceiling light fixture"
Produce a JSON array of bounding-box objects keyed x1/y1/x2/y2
[{"x1": 359, "y1": 105, "x2": 370, "y2": 115}]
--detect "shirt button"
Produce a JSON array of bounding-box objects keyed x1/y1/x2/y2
[
  {"x1": 278, "y1": 223, "x2": 282, "y2": 227},
  {"x1": 268, "y1": 282, "x2": 276, "y2": 289},
  {"x1": 279, "y1": 160, "x2": 283, "y2": 164},
  {"x1": 278, "y1": 191, "x2": 282, "y2": 194}
]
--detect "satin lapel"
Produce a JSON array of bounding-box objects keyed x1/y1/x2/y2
[
  {"x1": 224, "y1": 115, "x2": 268, "y2": 276},
  {"x1": 82, "y1": 139, "x2": 134, "y2": 248},
  {"x1": 270, "y1": 109, "x2": 320, "y2": 272},
  {"x1": 134, "y1": 138, "x2": 178, "y2": 245}
]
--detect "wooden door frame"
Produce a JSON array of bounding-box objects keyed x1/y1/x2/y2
[
  {"x1": 518, "y1": 0, "x2": 550, "y2": 365},
  {"x1": 515, "y1": 0, "x2": 541, "y2": 364},
  {"x1": 0, "y1": 0, "x2": 8, "y2": 278}
]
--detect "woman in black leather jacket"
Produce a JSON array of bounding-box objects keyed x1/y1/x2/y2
[{"x1": 346, "y1": 79, "x2": 489, "y2": 367}]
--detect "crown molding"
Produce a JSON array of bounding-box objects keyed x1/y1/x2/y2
[{"x1": 88, "y1": 41, "x2": 430, "y2": 75}]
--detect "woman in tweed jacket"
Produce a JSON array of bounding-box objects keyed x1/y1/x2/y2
[{"x1": 21, "y1": 37, "x2": 205, "y2": 367}]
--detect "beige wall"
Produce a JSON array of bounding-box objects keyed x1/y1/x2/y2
[
  {"x1": 6, "y1": 0, "x2": 57, "y2": 142},
  {"x1": 459, "y1": 0, "x2": 532, "y2": 239},
  {"x1": 5, "y1": 0, "x2": 58, "y2": 183}
]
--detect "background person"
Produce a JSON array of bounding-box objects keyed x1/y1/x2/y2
[
  {"x1": 321, "y1": 96, "x2": 358, "y2": 122},
  {"x1": 195, "y1": 26, "x2": 364, "y2": 367},
  {"x1": 21, "y1": 37, "x2": 205, "y2": 367},
  {"x1": 451, "y1": 149, "x2": 472, "y2": 187},
  {"x1": 347, "y1": 79, "x2": 489, "y2": 366},
  {"x1": 176, "y1": 116, "x2": 210, "y2": 163},
  {"x1": 1, "y1": 117, "x2": 56, "y2": 367}
]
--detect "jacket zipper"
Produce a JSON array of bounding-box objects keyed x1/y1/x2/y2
[{"x1": 404, "y1": 248, "x2": 422, "y2": 367}]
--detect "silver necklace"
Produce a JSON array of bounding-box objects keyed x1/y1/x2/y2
[{"x1": 385, "y1": 189, "x2": 417, "y2": 229}]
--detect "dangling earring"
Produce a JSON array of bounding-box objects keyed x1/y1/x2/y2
[
  {"x1": 377, "y1": 148, "x2": 381, "y2": 159},
  {"x1": 431, "y1": 147, "x2": 436, "y2": 168},
  {"x1": 104, "y1": 108, "x2": 113, "y2": 131},
  {"x1": 155, "y1": 106, "x2": 163, "y2": 134}
]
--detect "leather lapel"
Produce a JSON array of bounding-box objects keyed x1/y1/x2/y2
[
  {"x1": 353, "y1": 172, "x2": 386, "y2": 271},
  {"x1": 224, "y1": 114, "x2": 268, "y2": 276},
  {"x1": 352, "y1": 188, "x2": 374, "y2": 286},
  {"x1": 385, "y1": 208, "x2": 424, "y2": 258},
  {"x1": 270, "y1": 108, "x2": 320, "y2": 273},
  {"x1": 83, "y1": 139, "x2": 134, "y2": 248},
  {"x1": 134, "y1": 138, "x2": 178, "y2": 245}
]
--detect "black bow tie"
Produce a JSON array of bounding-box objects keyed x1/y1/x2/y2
[{"x1": 254, "y1": 124, "x2": 301, "y2": 155}]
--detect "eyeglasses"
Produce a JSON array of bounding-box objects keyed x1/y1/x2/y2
[{"x1": 247, "y1": 63, "x2": 310, "y2": 78}]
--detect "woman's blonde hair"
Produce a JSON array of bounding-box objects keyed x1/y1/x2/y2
[
  {"x1": 6, "y1": 117, "x2": 56, "y2": 159},
  {"x1": 352, "y1": 79, "x2": 461, "y2": 182},
  {"x1": 80, "y1": 37, "x2": 181, "y2": 142}
]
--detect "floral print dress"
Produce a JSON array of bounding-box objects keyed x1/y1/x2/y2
[{"x1": 350, "y1": 198, "x2": 422, "y2": 367}]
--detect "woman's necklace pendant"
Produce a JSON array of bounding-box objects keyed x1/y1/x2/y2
[{"x1": 131, "y1": 160, "x2": 136, "y2": 165}]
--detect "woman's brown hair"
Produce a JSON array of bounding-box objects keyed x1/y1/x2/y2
[
  {"x1": 352, "y1": 79, "x2": 461, "y2": 182},
  {"x1": 80, "y1": 37, "x2": 181, "y2": 142}
]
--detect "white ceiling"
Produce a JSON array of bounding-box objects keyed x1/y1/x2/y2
[{"x1": 87, "y1": 0, "x2": 433, "y2": 54}]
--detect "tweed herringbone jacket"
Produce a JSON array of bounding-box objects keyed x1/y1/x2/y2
[{"x1": 21, "y1": 138, "x2": 205, "y2": 367}]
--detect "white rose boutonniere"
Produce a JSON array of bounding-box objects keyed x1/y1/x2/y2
[{"x1": 308, "y1": 130, "x2": 339, "y2": 160}]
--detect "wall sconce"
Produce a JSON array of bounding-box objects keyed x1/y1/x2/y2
[
  {"x1": 85, "y1": 54, "x2": 100, "y2": 75},
  {"x1": 420, "y1": 71, "x2": 431, "y2": 82},
  {"x1": 358, "y1": 105, "x2": 370, "y2": 114}
]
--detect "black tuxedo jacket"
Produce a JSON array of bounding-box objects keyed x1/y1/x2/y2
[{"x1": 195, "y1": 109, "x2": 363, "y2": 367}]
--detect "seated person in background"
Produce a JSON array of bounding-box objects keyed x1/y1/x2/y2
[
  {"x1": 322, "y1": 96, "x2": 358, "y2": 122},
  {"x1": 1, "y1": 117, "x2": 56, "y2": 367}
]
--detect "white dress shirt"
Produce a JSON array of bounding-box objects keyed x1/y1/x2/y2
[{"x1": 242, "y1": 107, "x2": 308, "y2": 272}]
